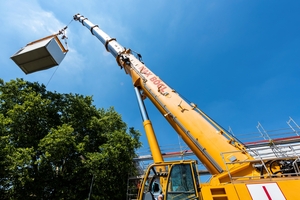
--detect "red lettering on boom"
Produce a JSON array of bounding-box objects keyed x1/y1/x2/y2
[
  {"x1": 139, "y1": 66, "x2": 153, "y2": 77},
  {"x1": 150, "y1": 77, "x2": 157, "y2": 81},
  {"x1": 158, "y1": 86, "x2": 167, "y2": 93},
  {"x1": 140, "y1": 67, "x2": 168, "y2": 93},
  {"x1": 153, "y1": 80, "x2": 160, "y2": 85},
  {"x1": 143, "y1": 70, "x2": 152, "y2": 77},
  {"x1": 150, "y1": 77, "x2": 167, "y2": 93}
]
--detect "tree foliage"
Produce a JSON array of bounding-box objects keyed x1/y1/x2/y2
[{"x1": 0, "y1": 78, "x2": 141, "y2": 199}]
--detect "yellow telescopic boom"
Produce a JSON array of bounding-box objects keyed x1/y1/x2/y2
[
  {"x1": 73, "y1": 14, "x2": 300, "y2": 200},
  {"x1": 73, "y1": 13, "x2": 254, "y2": 176}
]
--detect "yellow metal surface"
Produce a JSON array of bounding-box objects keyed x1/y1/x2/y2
[
  {"x1": 122, "y1": 53, "x2": 255, "y2": 176},
  {"x1": 122, "y1": 53, "x2": 300, "y2": 199},
  {"x1": 110, "y1": 17, "x2": 300, "y2": 200},
  {"x1": 143, "y1": 120, "x2": 163, "y2": 163}
]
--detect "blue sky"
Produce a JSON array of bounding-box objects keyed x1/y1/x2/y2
[{"x1": 1, "y1": 0, "x2": 300, "y2": 154}]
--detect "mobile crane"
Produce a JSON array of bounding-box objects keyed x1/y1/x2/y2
[{"x1": 73, "y1": 14, "x2": 300, "y2": 200}]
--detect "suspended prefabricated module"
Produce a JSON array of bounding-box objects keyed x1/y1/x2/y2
[{"x1": 11, "y1": 35, "x2": 68, "y2": 74}]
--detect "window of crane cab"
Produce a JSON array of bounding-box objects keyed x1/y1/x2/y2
[
  {"x1": 166, "y1": 163, "x2": 198, "y2": 200},
  {"x1": 141, "y1": 166, "x2": 163, "y2": 199}
]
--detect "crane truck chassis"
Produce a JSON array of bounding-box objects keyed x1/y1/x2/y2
[{"x1": 72, "y1": 14, "x2": 300, "y2": 200}]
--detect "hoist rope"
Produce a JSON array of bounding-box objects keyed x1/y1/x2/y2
[
  {"x1": 46, "y1": 18, "x2": 74, "y2": 87},
  {"x1": 46, "y1": 65, "x2": 60, "y2": 87}
]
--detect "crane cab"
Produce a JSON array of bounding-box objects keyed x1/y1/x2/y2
[{"x1": 138, "y1": 160, "x2": 200, "y2": 200}]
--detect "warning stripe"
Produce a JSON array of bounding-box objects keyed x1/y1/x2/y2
[{"x1": 262, "y1": 186, "x2": 272, "y2": 200}]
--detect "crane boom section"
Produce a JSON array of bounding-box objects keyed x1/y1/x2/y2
[
  {"x1": 73, "y1": 14, "x2": 255, "y2": 175},
  {"x1": 123, "y1": 55, "x2": 254, "y2": 175}
]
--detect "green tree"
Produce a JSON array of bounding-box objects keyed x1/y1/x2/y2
[{"x1": 0, "y1": 78, "x2": 141, "y2": 199}]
